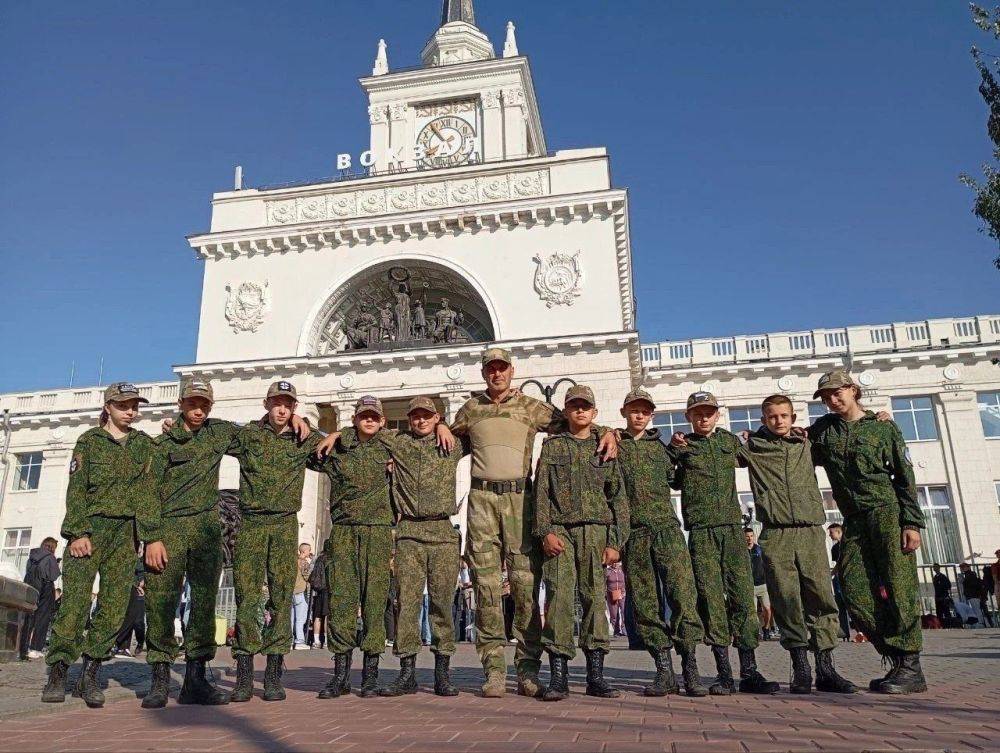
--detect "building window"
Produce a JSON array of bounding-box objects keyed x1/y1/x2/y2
[
  {"x1": 387, "y1": 419, "x2": 409, "y2": 432},
  {"x1": 996, "y1": 481, "x2": 1000, "y2": 509},
  {"x1": 728, "y1": 406, "x2": 761, "y2": 435},
  {"x1": 807, "y1": 402, "x2": 829, "y2": 424},
  {"x1": 916, "y1": 486, "x2": 962, "y2": 566},
  {"x1": 653, "y1": 411, "x2": 691, "y2": 437},
  {"x1": 1, "y1": 528, "x2": 32, "y2": 576},
  {"x1": 978, "y1": 392, "x2": 1000, "y2": 438},
  {"x1": 820, "y1": 490, "x2": 844, "y2": 525},
  {"x1": 12, "y1": 452, "x2": 43, "y2": 491},
  {"x1": 891, "y1": 396, "x2": 938, "y2": 442}
]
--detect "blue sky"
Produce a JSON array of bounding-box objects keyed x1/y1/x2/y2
[{"x1": 0, "y1": 0, "x2": 996, "y2": 393}]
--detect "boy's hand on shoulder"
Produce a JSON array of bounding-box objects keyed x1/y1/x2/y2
[
  {"x1": 602, "y1": 547, "x2": 620, "y2": 566},
  {"x1": 291, "y1": 414, "x2": 312, "y2": 440},
  {"x1": 435, "y1": 423, "x2": 455, "y2": 452},
  {"x1": 598, "y1": 430, "x2": 619, "y2": 461},
  {"x1": 875, "y1": 411, "x2": 892, "y2": 422},
  {"x1": 670, "y1": 432, "x2": 688, "y2": 447},
  {"x1": 315, "y1": 432, "x2": 340, "y2": 458},
  {"x1": 161, "y1": 418, "x2": 175, "y2": 434},
  {"x1": 386, "y1": 458, "x2": 395, "y2": 475},
  {"x1": 541, "y1": 533, "x2": 565, "y2": 558},
  {"x1": 739, "y1": 430, "x2": 751, "y2": 443},
  {"x1": 789, "y1": 427, "x2": 807, "y2": 438}
]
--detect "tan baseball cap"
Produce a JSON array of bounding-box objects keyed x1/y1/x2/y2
[
  {"x1": 564, "y1": 384, "x2": 596, "y2": 407},
  {"x1": 407, "y1": 396, "x2": 438, "y2": 415},
  {"x1": 179, "y1": 378, "x2": 214, "y2": 402},
  {"x1": 622, "y1": 388, "x2": 656, "y2": 410},
  {"x1": 266, "y1": 380, "x2": 297, "y2": 400},
  {"x1": 354, "y1": 395, "x2": 384, "y2": 417},
  {"x1": 686, "y1": 391, "x2": 720, "y2": 411},
  {"x1": 104, "y1": 382, "x2": 148, "y2": 405},
  {"x1": 481, "y1": 347, "x2": 513, "y2": 367},
  {"x1": 813, "y1": 370, "x2": 856, "y2": 398}
]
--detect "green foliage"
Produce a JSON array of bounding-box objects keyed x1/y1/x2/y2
[{"x1": 964, "y1": 4, "x2": 1000, "y2": 268}]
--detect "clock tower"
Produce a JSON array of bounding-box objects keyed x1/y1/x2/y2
[{"x1": 361, "y1": 0, "x2": 545, "y2": 172}]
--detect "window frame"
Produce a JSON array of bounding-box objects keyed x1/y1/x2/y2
[
  {"x1": 652, "y1": 410, "x2": 692, "y2": 437},
  {"x1": 11, "y1": 451, "x2": 43, "y2": 492},
  {"x1": 914, "y1": 485, "x2": 962, "y2": 566},
  {"x1": 890, "y1": 396, "x2": 939, "y2": 443},
  {"x1": 728, "y1": 406, "x2": 762, "y2": 436},
  {"x1": 977, "y1": 391, "x2": 1000, "y2": 439},
  {"x1": 1, "y1": 527, "x2": 33, "y2": 576}
]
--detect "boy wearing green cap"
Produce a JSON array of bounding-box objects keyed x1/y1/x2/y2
[{"x1": 533, "y1": 384, "x2": 630, "y2": 701}]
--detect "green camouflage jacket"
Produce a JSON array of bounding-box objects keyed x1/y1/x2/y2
[
  {"x1": 532, "y1": 431, "x2": 630, "y2": 550},
  {"x1": 667, "y1": 428, "x2": 744, "y2": 530},
  {"x1": 228, "y1": 419, "x2": 321, "y2": 515},
  {"x1": 310, "y1": 427, "x2": 393, "y2": 526},
  {"x1": 742, "y1": 427, "x2": 826, "y2": 527},
  {"x1": 376, "y1": 429, "x2": 463, "y2": 521},
  {"x1": 137, "y1": 418, "x2": 241, "y2": 541},
  {"x1": 62, "y1": 426, "x2": 154, "y2": 541},
  {"x1": 807, "y1": 412, "x2": 924, "y2": 528},
  {"x1": 617, "y1": 429, "x2": 682, "y2": 531}
]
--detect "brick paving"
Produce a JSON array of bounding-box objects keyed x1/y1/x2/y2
[{"x1": 1, "y1": 629, "x2": 998, "y2": 752}]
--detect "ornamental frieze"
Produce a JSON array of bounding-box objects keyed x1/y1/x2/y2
[{"x1": 265, "y1": 169, "x2": 549, "y2": 226}]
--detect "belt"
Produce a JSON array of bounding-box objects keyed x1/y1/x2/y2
[{"x1": 471, "y1": 477, "x2": 526, "y2": 495}]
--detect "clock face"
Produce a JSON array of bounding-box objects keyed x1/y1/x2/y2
[{"x1": 417, "y1": 116, "x2": 477, "y2": 168}]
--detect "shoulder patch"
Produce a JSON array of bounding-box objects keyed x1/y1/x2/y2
[{"x1": 69, "y1": 454, "x2": 82, "y2": 474}]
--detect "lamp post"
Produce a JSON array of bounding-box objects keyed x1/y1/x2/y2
[{"x1": 519, "y1": 378, "x2": 577, "y2": 405}]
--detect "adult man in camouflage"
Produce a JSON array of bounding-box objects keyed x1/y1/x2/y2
[
  {"x1": 449, "y1": 347, "x2": 617, "y2": 697},
  {"x1": 617, "y1": 388, "x2": 707, "y2": 697},
  {"x1": 809, "y1": 370, "x2": 926, "y2": 693},
  {"x1": 373, "y1": 396, "x2": 464, "y2": 697},
  {"x1": 533, "y1": 385, "x2": 630, "y2": 701},
  {"x1": 311, "y1": 396, "x2": 395, "y2": 699},
  {"x1": 227, "y1": 381, "x2": 322, "y2": 703}
]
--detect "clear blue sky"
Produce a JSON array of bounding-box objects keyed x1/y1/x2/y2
[{"x1": 0, "y1": 1, "x2": 995, "y2": 393}]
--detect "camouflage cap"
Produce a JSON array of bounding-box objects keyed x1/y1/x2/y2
[
  {"x1": 622, "y1": 387, "x2": 656, "y2": 410},
  {"x1": 813, "y1": 369, "x2": 856, "y2": 398},
  {"x1": 354, "y1": 394, "x2": 384, "y2": 417},
  {"x1": 104, "y1": 382, "x2": 148, "y2": 405},
  {"x1": 481, "y1": 347, "x2": 513, "y2": 367},
  {"x1": 406, "y1": 396, "x2": 438, "y2": 415},
  {"x1": 686, "y1": 391, "x2": 720, "y2": 411},
  {"x1": 266, "y1": 380, "x2": 297, "y2": 400},
  {"x1": 179, "y1": 378, "x2": 214, "y2": 402},
  {"x1": 564, "y1": 384, "x2": 596, "y2": 407}
]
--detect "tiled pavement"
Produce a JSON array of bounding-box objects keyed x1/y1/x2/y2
[{"x1": 1, "y1": 630, "x2": 998, "y2": 752}]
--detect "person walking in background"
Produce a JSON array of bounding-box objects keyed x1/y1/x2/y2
[
  {"x1": 605, "y1": 562, "x2": 626, "y2": 637},
  {"x1": 991, "y1": 549, "x2": 1000, "y2": 604},
  {"x1": 827, "y1": 524, "x2": 852, "y2": 640},
  {"x1": 292, "y1": 543, "x2": 312, "y2": 650},
  {"x1": 959, "y1": 563, "x2": 987, "y2": 627},
  {"x1": 309, "y1": 550, "x2": 329, "y2": 649},
  {"x1": 745, "y1": 529, "x2": 775, "y2": 641},
  {"x1": 21, "y1": 537, "x2": 61, "y2": 660},
  {"x1": 932, "y1": 564, "x2": 953, "y2": 623},
  {"x1": 983, "y1": 562, "x2": 996, "y2": 627},
  {"x1": 115, "y1": 573, "x2": 146, "y2": 657}
]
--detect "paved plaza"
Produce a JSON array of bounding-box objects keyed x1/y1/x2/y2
[{"x1": 0, "y1": 630, "x2": 998, "y2": 752}]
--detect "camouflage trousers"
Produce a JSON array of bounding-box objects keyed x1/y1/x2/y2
[
  {"x1": 466, "y1": 487, "x2": 543, "y2": 676},
  {"x1": 758, "y1": 524, "x2": 840, "y2": 652},
  {"x1": 688, "y1": 524, "x2": 760, "y2": 649},
  {"x1": 840, "y1": 507, "x2": 922, "y2": 655},
  {"x1": 232, "y1": 512, "x2": 297, "y2": 656},
  {"x1": 47, "y1": 516, "x2": 137, "y2": 666},
  {"x1": 326, "y1": 524, "x2": 392, "y2": 656},
  {"x1": 394, "y1": 519, "x2": 461, "y2": 658},
  {"x1": 541, "y1": 523, "x2": 610, "y2": 659},
  {"x1": 623, "y1": 524, "x2": 703, "y2": 655},
  {"x1": 144, "y1": 510, "x2": 223, "y2": 664}
]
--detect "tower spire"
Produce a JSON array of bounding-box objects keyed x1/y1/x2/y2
[{"x1": 441, "y1": 0, "x2": 476, "y2": 28}]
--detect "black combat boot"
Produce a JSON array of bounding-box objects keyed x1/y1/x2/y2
[
  {"x1": 869, "y1": 652, "x2": 902, "y2": 691},
  {"x1": 341, "y1": 649, "x2": 354, "y2": 694},
  {"x1": 584, "y1": 649, "x2": 620, "y2": 698},
  {"x1": 737, "y1": 648, "x2": 779, "y2": 694},
  {"x1": 644, "y1": 647, "x2": 680, "y2": 696},
  {"x1": 262, "y1": 654, "x2": 285, "y2": 701},
  {"x1": 76, "y1": 657, "x2": 105, "y2": 708},
  {"x1": 142, "y1": 662, "x2": 171, "y2": 708},
  {"x1": 814, "y1": 649, "x2": 858, "y2": 693},
  {"x1": 879, "y1": 653, "x2": 927, "y2": 695},
  {"x1": 542, "y1": 654, "x2": 569, "y2": 702},
  {"x1": 359, "y1": 653, "x2": 381, "y2": 698},
  {"x1": 434, "y1": 653, "x2": 459, "y2": 697},
  {"x1": 788, "y1": 647, "x2": 812, "y2": 694},
  {"x1": 318, "y1": 652, "x2": 350, "y2": 699},
  {"x1": 230, "y1": 654, "x2": 254, "y2": 702},
  {"x1": 380, "y1": 655, "x2": 417, "y2": 696},
  {"x1": 679, "y1": 650, "x2": 709, "y2": 697},
  {"x1": 709, "y1": 645, "x2": 734, "y2": 696},
  {"x1": 41, "y1": 661, "x2": 69, "y2": 703},
  {"x1": 178, "y1": 658, "x2": 229, "y2": 705}
]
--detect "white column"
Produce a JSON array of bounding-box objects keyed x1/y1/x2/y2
[
  {"x1": 368, "y1": 105, "x2": 390, "y2": 172},
  {"x1": 386, "y1": 102, "x2": 408, "y2": 171},
  {"x1": 481, "y1": 89, "x2": 503, "y2": 162},
  {"x1": 501, "y1": 87, "x2": 527, "y2": 160}
]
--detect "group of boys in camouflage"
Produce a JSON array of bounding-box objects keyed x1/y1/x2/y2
[{"x1": 40, "y1": 348, "x2": 928, "y2": 707}]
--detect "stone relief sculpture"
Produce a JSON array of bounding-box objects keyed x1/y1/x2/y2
[
  {"x1": 532, "y1": 252, "x2": 584, "y2": 307},
  {"x1": 224, "y1": 280, "x2": 272, "y2": 333}
]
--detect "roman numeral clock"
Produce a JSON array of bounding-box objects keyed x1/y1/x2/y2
[{"x1": 415, "y1": 99, "x2": 480, "y2": 168}]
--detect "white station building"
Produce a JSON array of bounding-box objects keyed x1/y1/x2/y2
[{"x1": 2, "y1": 2, "x2": 999, "y2": 600}]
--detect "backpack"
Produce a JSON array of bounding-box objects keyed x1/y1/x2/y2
[
  {"x1": 308, "y1": 556, "x2": 328, "y2": 591},
  {"x1": 23, "y1": 555, "x2": 43, "y2": 592}
]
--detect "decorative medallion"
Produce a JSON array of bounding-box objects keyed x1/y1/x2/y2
[
  {"x1": 340, "y1": 374, "x2": 355, "y2": 389},
  {"x1": 943, "y1": 365, "x2": 961, "y2": 381},
  {"x1": 447, "y1": 364, "x2": 464, "y2": 381},
  {"x1": 532, "y1": 252, "x2": 583, "y2": 307},
  {"x1": 857, "y1": 371, "x2": 876, "y2": 387},
  {"x1": 298, "y1": 196, "x2": 327, "y2": 221},
  {"x1": 225, "y1": 280, "x2": 271, "y2": 333},
  {"x1": 777, "y1": 376, "x2": 794, "y2": 392}
]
